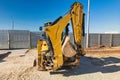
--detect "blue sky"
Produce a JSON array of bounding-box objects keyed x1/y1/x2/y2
[{"x1": 0, "y1": 0, "x2": 120, "y2": 33}]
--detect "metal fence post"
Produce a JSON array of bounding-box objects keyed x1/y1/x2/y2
[
  {"x1": 29, "y1": 32, "x2": 31, "y2": 48},
  {"x1": 110, "y1": 34, "x2": 113, "y2": 47},
  {"x1": 98, "y1": 34, "x2": 101, "y2": 46},
  {"x1": 8, "y1": 30, "x2": 10, "y2": 49}
]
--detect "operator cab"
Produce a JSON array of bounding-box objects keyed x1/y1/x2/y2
[{"x1": 44, "y1": 22, "x2": 52, "y2": 27}]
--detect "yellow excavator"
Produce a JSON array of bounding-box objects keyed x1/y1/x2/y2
[{"x1": 35, "y1": 2, "x2": 85, "y2": 71}]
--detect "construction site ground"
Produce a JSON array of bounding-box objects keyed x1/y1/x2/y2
[{"x1": 0, "y1": 46, "x2": 120, "y2": 80}]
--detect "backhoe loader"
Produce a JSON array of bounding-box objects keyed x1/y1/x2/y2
[{"x1": 35, "y1": 2, "x2": 85, "y2": 71}]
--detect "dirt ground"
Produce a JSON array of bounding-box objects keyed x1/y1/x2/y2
[{"x1": 0, "y1": 47, "x2": 120, "y2": 80}]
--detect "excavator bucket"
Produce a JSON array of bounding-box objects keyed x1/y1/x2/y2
[
  {"x1": 62, "y1": 36, "x2": 76, "y2": 57},
  {"x1": 62, "y1": 36, "x2": 80, "y2": 66}
]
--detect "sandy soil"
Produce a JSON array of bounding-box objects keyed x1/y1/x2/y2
[{"x1": 0, "y1": 47, "x2": 120, "y2": 80}]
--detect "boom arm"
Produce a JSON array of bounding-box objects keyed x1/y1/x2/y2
[
  {"x1": 44, "y1": 2, "x2": 84, "y2": 70},
  {"x1": 71, "y1": 2, "x2": 83, "y2": 45}
]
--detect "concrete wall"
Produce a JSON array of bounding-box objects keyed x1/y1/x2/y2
[
  {"x1": 0, "y1": 30, "x2": 9, "y2": 49},
  {"x1": 112, "y1": 34, "x2": 120, "y2": 46},
  {"x1": 86, "y1": 34, "x2": 120, "y2": 47},
  {"x1": 0, "y1": 30, "x2": 31, "y2": 49},
  {"x1": 30, "y1": 32, "x2": 41, "y2": 48},
  {"x1": 0, "y1": 30, "x2": 120, "y2": 49},
  {"x1": 9, "y1": 30, "x2": 30, "y2": 49},
  {"x1": 89, "y1": 34, "x2": 99, "y2": 47}
]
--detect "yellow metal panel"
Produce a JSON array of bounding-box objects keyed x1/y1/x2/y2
[
  {"x1": 37, "y1": 40, "x2": 43, "y2": 68},
  {"x1": 37, "y1": 40, "x2": 42, "y2": 54},
  {"x1": 45, "y1": 14, "x2": 71, "y2": 70},
  {"x1": 41, "y1": 41, "x2": 49, "y2": 51},
  {"x1": 37, "y1": 40, "x2": 49, "y2": 69},
  {"x1": 71, "y1": 2, "x2": 83, "y2": 45}
]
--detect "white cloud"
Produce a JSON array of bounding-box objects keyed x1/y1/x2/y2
[{"x1": 105, "y1": 31, "x2": 120, "y2": 34}]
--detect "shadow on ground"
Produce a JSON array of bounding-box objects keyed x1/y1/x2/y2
[
  {"x1": 0, "y1": 52, "x2": 11, "y2": 62},
  {"x1": 50, "y1": 56, "x2": 120, "y2": 76}
]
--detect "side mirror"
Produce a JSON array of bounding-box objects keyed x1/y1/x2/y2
[{"x1": 39, "y1": 26, "x2": 43, "y2": 31}]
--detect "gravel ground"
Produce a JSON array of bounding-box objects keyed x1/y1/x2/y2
[{"x1": 0, "y1": 48, "x2": 120, "y2": 80}]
